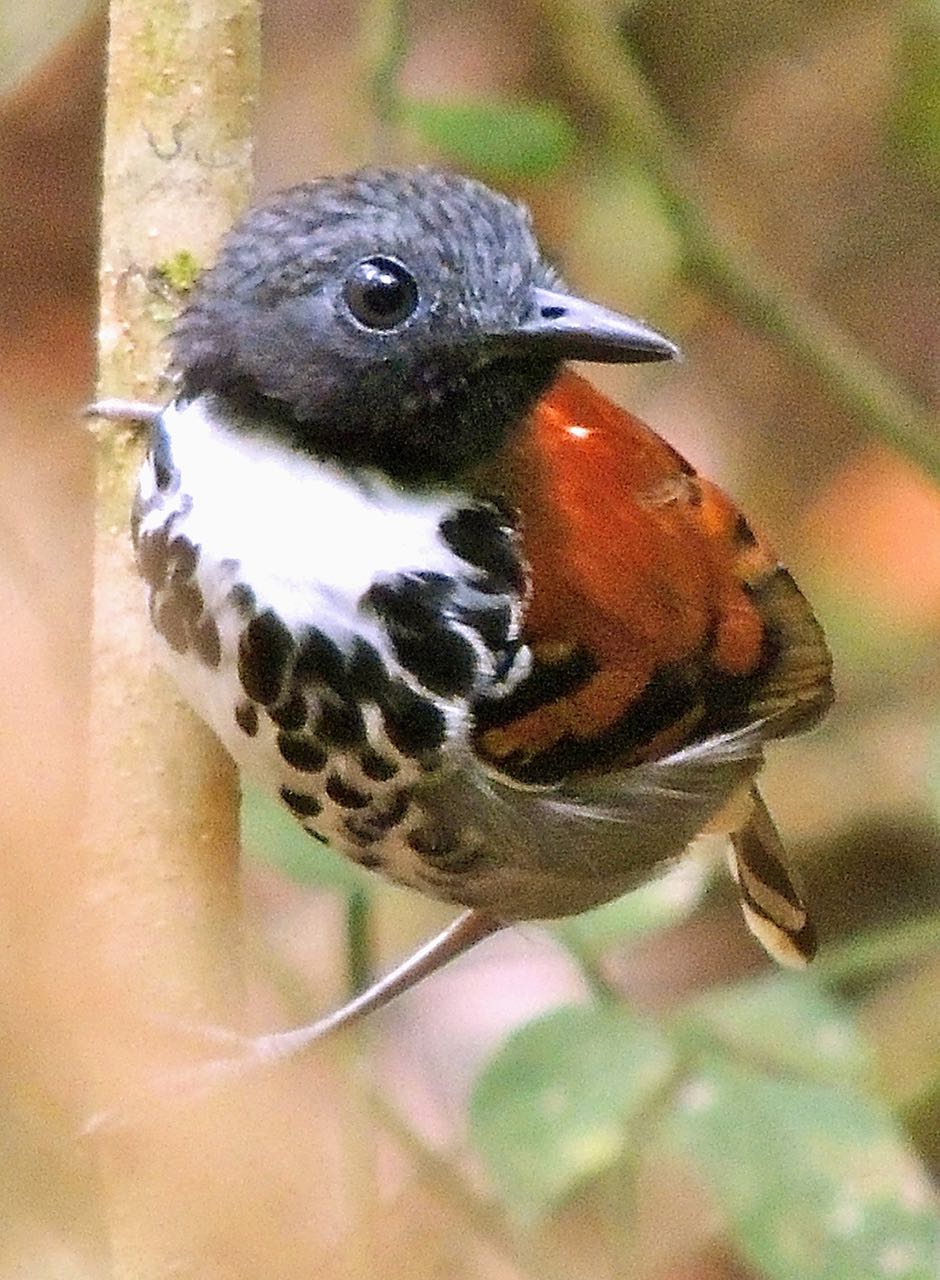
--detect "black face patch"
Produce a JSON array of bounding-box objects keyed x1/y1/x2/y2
[{"x1": 238, "y1": 609, "x2": 295, "y2": 705}]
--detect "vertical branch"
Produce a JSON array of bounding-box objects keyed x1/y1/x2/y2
[
  {"x1": 86, "y1": 0, "x2": 261, "y2": 1274},
  {"x1": 92, "y1": 0, "x2": 258, "y2": 1040}
]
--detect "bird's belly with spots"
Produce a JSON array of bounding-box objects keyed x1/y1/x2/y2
[
  {"x1": 132, "y1": 400, "x2": 530, "y2": 897},
  {"x1": 138, "y1": 516, "x2": 479, "y2": 890}
]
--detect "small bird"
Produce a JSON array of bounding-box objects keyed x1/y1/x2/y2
[{"x1": 118, "y1": 167, "x2": 831, "y2": 1053}]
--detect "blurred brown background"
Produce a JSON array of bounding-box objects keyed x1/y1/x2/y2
[{"x1": 0, "y1": 1, "x2": 937, "y2": 1277}]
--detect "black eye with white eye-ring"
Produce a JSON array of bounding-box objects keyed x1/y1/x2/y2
[{"x1": 342, "y1": 256, "x2": 420, "y2": 331}]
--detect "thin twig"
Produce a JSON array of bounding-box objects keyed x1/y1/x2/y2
[
  {"x1": 362, "y1": 0, "x2": 409, "y2": 161},
  {"x1": 811, "y1": 911, "x2": 940, "y2": 985},
  {"x1": 537, "y1": 0, "x2": 940, "y2": 482}
]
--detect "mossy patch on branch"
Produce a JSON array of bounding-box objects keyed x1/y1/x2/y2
[{"x1": 153, "y1": 249, "x2": 202, "y2": 293}]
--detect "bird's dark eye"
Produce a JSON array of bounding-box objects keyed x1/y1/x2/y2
[{"x1": 342, "y1": 256, "x2": 419, "y2": 331}]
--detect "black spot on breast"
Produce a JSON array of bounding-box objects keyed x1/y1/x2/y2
[
  {"x1": 294, "y1": 627, "x2": 348, "y2": 692},
  {"x1": 368, "y1": 788, "x2": 410, "y2": 831},
  {"x1": 440, "y1": 506, "x2": 525, "y2": 594},
  {"x1": 152, "y1": 418, "x2": 177, "y2": 491},
  {"x1": 229, "y1": 583, "x2": 256, "y2": 615},
  {"x1": 235, "y1": 701, "x2": 258, "y2": 736},
  {"x1": 238, "y1": 609, "x2": 294, "y2": 705},
  {"x1": 344, "y1": 815, "x2": 383, "y2": 846},
  {"x1": 175, "y1": 580, "x2": 204, "y2": 625},
  {"x1": 315, "y1": 696, "x2": 366, "y2": 746},
  {"x1": 365, "y1": 573, "x2": 448, "y2": 627},
  {"x1": 280, "y1": 787, "x2": 322, "y2": 818},
  {"x1": 355, "y1": 851, "x2": 384, "y2": 868},
  {"x1": 154, "y1": 596, "x2": 188, "y2": 653},
  {"x1": 347, "y1": 638, "x2": 389, "y2": 700},
  {"x1": 407, "y1": 822, "x2": 457, "y2": 858},
  {"x1": 138, "y1": 525, "x2": 171, "y2": 588},
  {"x1": 277, "y1": 732, "x2": 327, "y2": 773},
  {"x1": 359, "y1": 749, "x2": 398, "y2": 782},
  {"x1": 167, "y1": 536, "x2": 198, "y2": 582},
  {"x1": 459, "y1": 601, "x2": 513, "y2": 653},
  {"x1": 390, "y1": 628, "x2": 478, "y2": 698},
  {"x1": 325, "y1": 775, "x2": 370, "y2": 809},
  {"x1": 270, "y1": 692, "x2": 307, "y2": 731},
  {"x1": 366, "y1": 574, "x2": 479, "y2": 697},
  {"x1": 193, "y1": 615, "x2": 221, "y2": 668},
  {"x1": 380, "y1": 680, "x2": 447, "y2": 755}
]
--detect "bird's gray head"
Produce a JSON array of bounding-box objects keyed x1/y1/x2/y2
[{"x1": 173, "y1": 167, "x2": 676, "y2": 483}]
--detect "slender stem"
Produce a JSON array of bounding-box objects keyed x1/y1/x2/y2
[
  {"x1": 345, "y1": 886, "x2": 374, "y2": 995},
  {"x1": 363, "y1": 0, "x2": 409, "y2": 160},
  {"x1": 811, "y1": 912, "x2": 940, "y2": 985},
  {"x1": 537, "y1": 0, "x2": 940, "y2": 482},
  {"x1": 369, "y1": 1092, "x2": 575, "y2": 1280}
]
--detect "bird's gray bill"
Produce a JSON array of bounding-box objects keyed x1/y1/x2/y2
[{"x1": 513, "y1": 286, "x2": 679, "y2": 364}]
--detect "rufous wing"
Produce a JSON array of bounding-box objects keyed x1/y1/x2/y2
[
  {"x1": 472, "y1": 370, "x2": 831, "y2": 960},
  {"x1": 474, "y1": 368, "x2": 833, "y2": 784}
]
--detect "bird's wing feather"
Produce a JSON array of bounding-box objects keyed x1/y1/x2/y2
[{"x1": 473, "y1": 369, "x2": 833, "y2": 785}]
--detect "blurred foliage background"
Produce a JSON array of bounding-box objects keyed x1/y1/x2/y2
[{"x1": 0, "y1": 0, "x2": 938, "y2": 1276}]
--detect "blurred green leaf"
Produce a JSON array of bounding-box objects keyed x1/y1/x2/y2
[
  {"x1": 554, "y1": 855, "x2": 712, "y2": 959},
  {"x1": 241, "y1": 785, "x2": 366, "y2": 896},
  {"x1": 402, "y1": 97, "x2": 576, "y2": 179},
  {"x1": 889, "y1": 0, "x2": 940, "y2": 171},
  {"x1": 678, "y1": 974, "x2": 871, "y2": 1086},
  {"x1": 469, "y1": 1004, "x2": 675, "y2": 1221},
  {"x1": 669, "y1": 1058, "x2": 940, "y2": 1280}
]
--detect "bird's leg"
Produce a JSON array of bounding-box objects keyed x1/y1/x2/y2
[
  {"x1": 245, "y1": 907, "x2": 503, "y2": 1066},
  {"x1": 85, "y1": 398, "x2": 162, "y2": 425},
  {"x1": 84, "y1": 909, "x2": 503, "y2": 1134}
]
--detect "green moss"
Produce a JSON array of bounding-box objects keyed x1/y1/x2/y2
[
  {"x1": 153, "y1": 249, "x2": 202, "y2": 293},
  {"x1": 135, "y1": 10, "x2": 184, "y2": 98}
]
